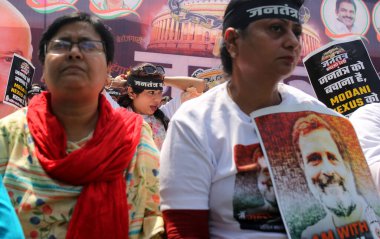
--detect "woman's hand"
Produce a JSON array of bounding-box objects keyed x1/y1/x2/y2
[
  {"x1": 180, "y1": 87, "x2": 202, "y2": 103},
  {"x1": 163, "y1": 76, "x2": 206, "y2": 93}
]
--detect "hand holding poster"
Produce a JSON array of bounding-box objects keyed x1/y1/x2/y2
[
  {"x1": 191, "y1": 66, "x2": 225, "y2": 91},
  {"x1": 251, "y1": 104, "x2": 380, "y2": 239},
  {"x1": 3, "y1": 54, "x2": 35, "y2": 108},
  {"x1": 303, "y1": 37, "x2": 380, "y2": 116}
]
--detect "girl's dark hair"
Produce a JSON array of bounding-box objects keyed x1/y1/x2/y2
[
  {"x1": 118, "y1": 63, "x2": 170, "y2": 130},
  {"x1": 220, "y1": 0, "x2": 304, "y2": 75},
  {"x1": 38, "y1": 12, "x2": 114, "y2": 65}
]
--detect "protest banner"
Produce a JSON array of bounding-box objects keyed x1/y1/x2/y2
[
  {"x1": 4, "y1": 1, "x2": 380, "y2": 111},
  {"x1": 251, "y1": 104, "x2": 380, "y2": 239},
  {"x1": 191, "y1": 66, "x2": 225, "y2": 91},
  {"x1": 303, "y1": 37, "x2": 380, "y2": 116},
  {"x1": 3, "y1": 54, "x2": 35, "y2": 108}
]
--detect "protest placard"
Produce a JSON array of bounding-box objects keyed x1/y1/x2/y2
[
  {"x1": 3, "y1": 54, "x2": 35, "y2": 108},
  {"x1": 251, "y1": 104, "x2": 380, "y2": 239},
  {"x1": 303, "y1": 37, "x2": 380, "y2": 116}
]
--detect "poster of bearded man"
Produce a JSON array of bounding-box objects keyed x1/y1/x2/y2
[{"x1": 251, "y1": 104, "x2": 380, "y2": 239}]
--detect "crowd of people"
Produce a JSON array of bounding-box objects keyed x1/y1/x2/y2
[{"x1": 1, "y1": 0, "x2": 380, "y2": 238}]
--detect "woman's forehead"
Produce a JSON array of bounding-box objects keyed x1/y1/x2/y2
[
  {"x1": 54, "y1": 22, "x2": 99, "y2": 39},
  {"x1": 250, "y1": 18, "x2": 302, "y2": 26},
  {"x1": 144, "y1": 89, "x2": 163, "y2": 92}
]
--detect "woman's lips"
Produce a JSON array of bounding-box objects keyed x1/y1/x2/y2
[
  {"x1": 150, "y1": 106, "x2": 158, "y2": 112},
  {"x1": 279, "y1": 56, "x2": 295, "y2": 63}
]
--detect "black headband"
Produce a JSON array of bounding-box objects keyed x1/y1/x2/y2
[
  {"x1": 127, "y1": 75, "x2": 164, "y2": 90},
  {"x1": 223, "y1": 0, "x2": 301, "y2": 32}
]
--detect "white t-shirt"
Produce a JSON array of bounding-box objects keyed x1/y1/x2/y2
[
  {"x1": 160, "y1": 95, "x2": 181, "y2": 119},
  {"x1": 160, "y1": 82, "x2": 328, "y2": 239},
  {"x1": 331, "y1": 18, "x2": 361, "y2": 35},
  {"x1": 103, "y1": 90, "x2": 120, "y2": 109},
  {"x1": 350, "y1": 103, "x2": 380, "y2": 166},
  {"x1": 350, "y1": 103, "x2": 380, "y2": 190}
]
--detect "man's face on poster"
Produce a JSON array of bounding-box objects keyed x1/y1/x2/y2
[
  {"x1": 336, "y1": 1, "x2": 356, "y2": 30},
  {"x1": 0, "y1": 1, "x2": 32, "y2": 102},
  {"x1": 299, "y1": 128, "x2": 357, "y2": 217},
  {"x1": 257, "y1": 156, "x2": 277, "y2": 207},
  {"x1": 0, "y1": 27, "x2": 31, "y2": 100}
]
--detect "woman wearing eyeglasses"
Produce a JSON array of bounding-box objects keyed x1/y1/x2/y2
[
  {"x1": 0, "y1": 12, "x2": 164, "y2": 239},
  {"x1": 117, "y1": 62, "x2": 205, "y2": 150}
]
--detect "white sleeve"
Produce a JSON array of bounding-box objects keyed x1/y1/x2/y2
[
  {"x1": 350, "y1": 104, "x2": 380, "y2": 165},
  {"x1": 159, "y1": 96, "x2": 181, "y2": 119},
  {"x1": 159, "y1": 114, "x2": 213, "y2": 211},
  {"x1": 369, "y1": 162, "x2": 380, "y2": 193},
  {"x1": 350, "y1": 104, "x2": 380, "y2": 190},
  {"x1": 102, "y1": 90, "x2": 120, "y2": 109}
]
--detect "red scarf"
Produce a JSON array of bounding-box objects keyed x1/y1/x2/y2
[{"x1": 27, "y1": 92, "x2": 143, "y2": 239}]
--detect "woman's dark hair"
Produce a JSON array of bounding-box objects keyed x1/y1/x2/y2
[
  {"x1": 38, "y1": 12, "x2": 114, "y2": 65},
  {"x1": 118, "y1": 63, "x2": 170, "y2": 130},
  {"x1": 220, "y1": 0, "x2": 304, "y2": 75}
]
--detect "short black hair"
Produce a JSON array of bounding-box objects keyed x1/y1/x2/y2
[
  {"x1": 129, "y1": 62, "x2": 164, "y2": 78},
  {"x1": 220, "y1": 0, "x2": 304, "y2": 75},
  {"x1": 38, "y1": 12, "x2": 114, "y2": 65},
  {"x1": 336, "y1": 0, "x2": 356, "y2": 13}
]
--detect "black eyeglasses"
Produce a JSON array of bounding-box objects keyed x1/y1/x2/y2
[
  {"x1": 46, "y1": 39, "x2": 105, "y2": 54},
  {"x1": 137, "y1": 65, "x2": 165, "y2": 76}
]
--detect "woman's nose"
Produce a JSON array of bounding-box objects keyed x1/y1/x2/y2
[{"x1": 67, "y1": 43, "x2": 83, "y2": 59}]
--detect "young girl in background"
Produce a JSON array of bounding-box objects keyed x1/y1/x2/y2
[{"x1": 118, "y1": 62, "x2": 205, "y2": 149}]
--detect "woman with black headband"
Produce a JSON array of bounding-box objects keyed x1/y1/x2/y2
[
  {"x1": 159, "y1": 0, "x2": 335, "y2": 238},
  {"x1": 118, "y1": 62, "x2": 205, "y2": 150}
]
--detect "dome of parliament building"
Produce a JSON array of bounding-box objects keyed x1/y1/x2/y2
[{"x1": 148, "y1": 1, "x2": 321, "y2": 59}]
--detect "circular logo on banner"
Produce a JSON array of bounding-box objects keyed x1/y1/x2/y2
[
  {"x1": 321, "y1": 0, "x2": 370, "y2": 39},
  {"x1": 89, "y1": 0, "x2": 143, "y2": 19},
  {"x1": 372, "y1": 2, "x2": 380, "y2": 42},
  {"x1": 26, "y1": 0, "x2": 78, "y2": 14}
]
